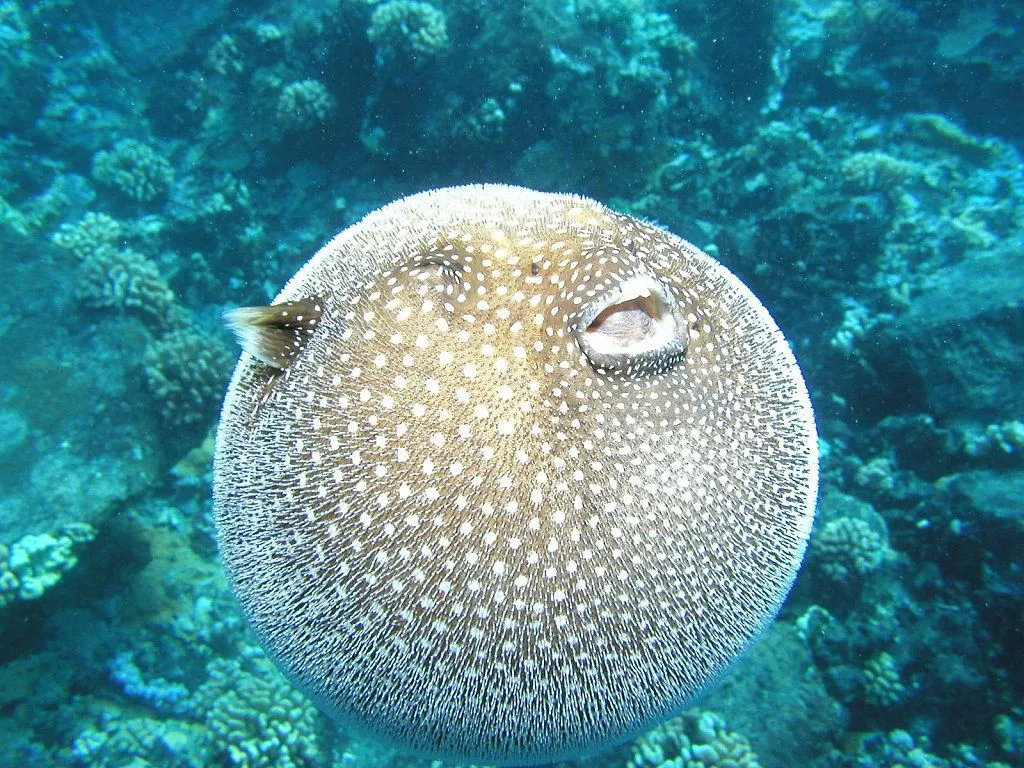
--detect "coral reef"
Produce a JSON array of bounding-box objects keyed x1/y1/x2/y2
[
  {"x1": 51, "y1": 212, "x2": 124, "y2": 260},
  {"x1": 191, "y1": 651, "x2": 332, "y2": 768},
  {"x1": 0, "y1": 0, "x2": 1020, "y2": 765},
  {"x1": 142, "y1": 329, "x2": 232, "y2": 429},
  {"x1": 92, "y1": 139, "x2": 175, "y2": 203},
  {"x1": 367, "y1": 1, "x2": 450, "y2": 62},
  {"x1": 628, "y1": 711, "x2": 762, "y2": 768},
  {"x1": 76, "y1": 246, "x2": 184, "y2": 331},
  {"x1": 813, "y1": 516, "x2": 889, "y2": 582},
  {"x1": 0, "y1": 523, "x2": 96, "y2": 607},
  {"x1": 276, "y1": 79, "x2": 337, "y2": 132},
  {"x1": 862, "y1": 651, "x2": 907, "y2": 708}
]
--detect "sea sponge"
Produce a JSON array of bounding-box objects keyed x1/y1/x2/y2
[
  {"x1": 143, "y1": 328, "x2": 232, "y2": 428},
  {"x1": 275, "y1": 79, "x2": 336, "y2": 132},
  {"x1": 367, "y1": 0, "x2": 449, "y2": 61},
  {"x1": 92, "y1": 139, "x2": 174, "y2": 202},
  {"x1": 0, "y1": 523, "x2": 96, "y2": 607},
  {"x1": 77, "y1": 245, "x2": 184, "y2": 331},
  {"x1": 813, "y1": 515, "x2": 889, "y2": 582},
  {"x1": 863, "y1": 651, "x2": 906, "y2": 708},
  {"x1": 629, "y1": 710, "x2": 763, "y2": 768},
  {"x1": 51, "y1": 211, "x2": 123, "y2": 260}
]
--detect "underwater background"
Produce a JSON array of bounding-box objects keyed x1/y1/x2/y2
[{"x1": 0, "y1": 0, "x2": 1022, "y2": 766}]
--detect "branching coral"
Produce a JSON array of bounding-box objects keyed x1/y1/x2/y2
[
  {"x1": 276, "y1": 79, "x2": 336, "y2": 132},
  {"x1": 629, "y1": 710, "x2": 763, "y2": 768},
  {"x1": 92, "y1": 139, "x2": 174, "y2": 203},
  {"x1": 190, "y1": 653, "x2": 330, "y2": 768},
  {"x1": 813, "y1": 515, "x2": 889, "y2": 582},
  {"x1": 368, "y1": 0, "x2": 449, "y2": 62},
  {"x1": 51, "y1": 212, "x2": 123, "y2": 260},
  {"x1": 70, "y1": 716, "x2": 211, "y2": 766},
  {"x1": 0, "y1": 523, "x2": 96, "y2": 607},
  {"x1": 77, "y1": 246, "x2": 184, "y2": 331},
  {"x1": 863, "y1": 651, "x2": 907, "y2": 708},
  {"x1": 143, "y1": 328, "x2": 232, "y2": 429}
]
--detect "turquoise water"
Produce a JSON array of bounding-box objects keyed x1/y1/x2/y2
[{"x1": 1, "y1": 1, "x2": 1022, "y2": 766}]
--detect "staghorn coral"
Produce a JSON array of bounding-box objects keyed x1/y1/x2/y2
[
  {"x1": 629, "y1": 710, "x2": 762, "y2": 768},
  {"x1": 863, "y1": 651, "x2": 907, "y2": 708},
  {"x1": 92, "y1": 139, "x2": 174, "y2": 203},
  {"x1": 51, "y1": 212, "x2": 123, "y2": 260},
  {"x1": 77, "y1": 245, "x2": 184, "y2": 331},
  {"x1": 368, "y1": 0, "x2": 449, "y2": 62},
  {"x1": 190, "y1": 652, "x2": 330, "y2": 768},
  {"x1": 276, "y1": 79, "x2": 337, "y2": 132},
  {"x1": 143, "y1": 328, "x2": 232, "y2": 429},
  {"x1": 0, "y1": 523, "x2": 96, "y2": 607},
  {"x1": 813, "y1": 515, "x2": 889, "y2": 582}
]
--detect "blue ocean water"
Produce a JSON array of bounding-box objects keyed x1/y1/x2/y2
[{"x1": 1, "y1": 0, "x2": 1022, "y2": 766}]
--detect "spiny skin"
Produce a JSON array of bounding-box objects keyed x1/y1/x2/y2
[{"x1": 214, "y1": 185, "x2": 818, "y2": 765}]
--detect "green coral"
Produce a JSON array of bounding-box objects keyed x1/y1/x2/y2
[
  {"x1": 813, "y1": 515, "x2": 889, "y2": 582},
  {"x1": 276, "y1": 79, "x2": 337, "y2": 132},
  {"x1": 92, "y1": 139, "x2": 174, "y2": 202},
  {"x1": 77, "y1": 246, "x2": 184, "y2": 331},
  {"x1": 629, "y1": 710, "x2": 762, "y2": 768},
  {"x1": 0, "y1": 523, "x2": 96, "y2": 607},
  {"x1": 51, "y1": 212, "x2": 123, "y2": 259},
  {"x1": 840, "y1": 151, "x2": 920, "y2": 194},
  {"x1": 863, "y1": 651, "x2": 906, "y2": 708},
  {"x1": 368, "y1": 0, "x2": 449, "y2": 61},
  {"x1": 143, "y1": 328, "x2": 232, "y2": 428}
]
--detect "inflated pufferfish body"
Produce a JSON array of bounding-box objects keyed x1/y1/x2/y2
[{"x1": 214, "y1": 184, "x2": 818, "y2": 765}]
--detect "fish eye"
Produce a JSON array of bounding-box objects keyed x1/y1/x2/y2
[
  {"x1": 573, "y1": 274, "x2": 688, "y2": 373},
  {"x1": 408, "y1": 257, "x2": 467, "y2": 293}
]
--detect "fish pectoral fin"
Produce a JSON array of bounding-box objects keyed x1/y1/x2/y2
[{"x1": 224, "y1": 298, "x2": 324, "y2": 369}]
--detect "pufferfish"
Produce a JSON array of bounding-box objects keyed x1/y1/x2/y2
[{"x1": 213, "y1": 184, "x2": 817, "y2": 765}]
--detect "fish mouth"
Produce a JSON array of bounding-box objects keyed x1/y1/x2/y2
[{"x1": 573, "y1": 274, "x2": 688, "y2": 373}]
